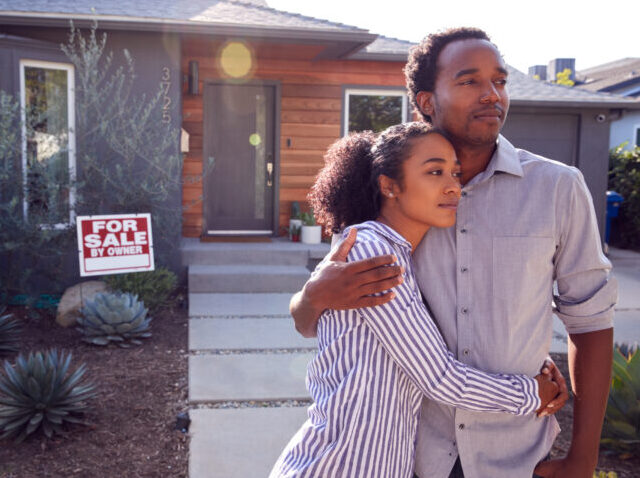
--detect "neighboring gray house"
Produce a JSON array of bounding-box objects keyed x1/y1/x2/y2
[
  {"x1": 1, "y1": 0, "x2": 639, "y2": 245},
  {"x1": 576, "y1": 58, "x2": 640, "y2": 150}
]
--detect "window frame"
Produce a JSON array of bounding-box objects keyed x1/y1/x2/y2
[
  {"x1": 342, "y1": 87, "x2": 409, "y2": 136},
  {"x1": 19, "y1": 59, "x2": 76, "y2": 229}
]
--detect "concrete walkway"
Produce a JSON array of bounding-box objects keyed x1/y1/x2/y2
[
  {"x1": 188, "y1": 245, "x2": 640, "y2": 477},
  {"x1": 551, "y1": 247, "x2": 640, "y2": 352}
]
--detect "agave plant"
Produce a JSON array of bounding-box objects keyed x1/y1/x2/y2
[
  {"x1": 0, "y1": 350, "x2": 95, "y2": 442},
  {"x1": 600, "y1": 345, "x2": 640, "y2": 456},
  {"x1": 77, "y1": 292, "x2": 152, "y2": 347},
  {"x1": 0, "y1": 306, "x2": 21, "y2": 356}
]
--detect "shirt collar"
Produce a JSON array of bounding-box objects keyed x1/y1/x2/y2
[
  {"x1": 486, "y1": 135, "x2": 524, "y2": 178},
  {"x1": 344, "y1": 220, "x2": 412, "y2": 251}
]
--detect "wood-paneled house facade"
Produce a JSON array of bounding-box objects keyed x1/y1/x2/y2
[{"x1": 2, "y1": 0, "x2": 638, "y2": 246}]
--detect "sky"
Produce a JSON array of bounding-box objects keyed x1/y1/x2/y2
[{"x1": 268, "y1": 0, "x2": 638, "y2": 74}]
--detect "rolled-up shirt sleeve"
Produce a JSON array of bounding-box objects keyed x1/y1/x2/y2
[
  {"x1": 553, "y1": 168, "x2": 617, "y2": 334},
  {"x1": 348, "y1": 238, "x2": 541, "y2": 416}
]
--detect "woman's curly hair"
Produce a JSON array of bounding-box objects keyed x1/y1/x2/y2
[
  {"x1": 309, "y1": 122, "x2": 443, "y2": 233},
  {"x1": 404, "y1": 27, "x2": 491, "y2": 123}
]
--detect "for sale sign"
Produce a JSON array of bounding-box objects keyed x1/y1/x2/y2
[{"x1": 76, "y1": 214, "x2": 154, "y2": 277}]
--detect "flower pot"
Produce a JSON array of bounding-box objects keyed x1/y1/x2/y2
[
  {"x1": 301, "y1": 225, "x2": 322, "y2": 244},
  {"x1": 289, "y1": 219, "x2": 302, "y2": 241}
]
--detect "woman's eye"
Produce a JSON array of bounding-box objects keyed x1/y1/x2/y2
[
  {"x1": 453, "y1": 171, "x2": 463, "y2": 178},
  {"x1": 427, "y1": 169, "x2": 442, "y2": 175}
]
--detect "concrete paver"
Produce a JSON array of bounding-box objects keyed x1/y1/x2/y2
[
  {"x1": 189, "y1": 407, "x2": 308, "y2": 478},
  {"x1": 189, "y1": 293, "x2": 292, "y2": 317},
  {"x1": 189, "y1": 353, "x2": 314, "y2": 403},
  {"x1": 189, "y1": 317, "x2": 317, "y2": 351}
]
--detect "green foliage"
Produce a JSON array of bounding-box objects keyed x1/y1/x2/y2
[
  {"x1": 301, "y1": 209, "x2": 317, "y2": 226},
  {"x1": 0, "y1": 306, "x2": 21, "y2": 356},
  {"x1": 0, "y1": 350, "x2": 96, "y2": 442},
  {"x1": 348, "y1": 94, "x2": 403, "y2": 133},
  {"x1": 600, "y1": 345, "x2": 640, "y2": 456},
  {"x1": 593, "y1": 472, "x2": 618, "y2": 478},
  {"x1": 0, "y1": 91, "x2": 76, "y2": 300},
  {"x1": 608, "y1": 144, "x2": 640, "y2": 250},
  {"x1": 103, "y1": 267, "x2": 177, "y2": 312},
  {"x1": 77, "y1": 292, "x2": 152, "y2": 347}
]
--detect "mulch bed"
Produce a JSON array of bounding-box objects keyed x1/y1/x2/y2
[
  {"x1": 0, "y1": 305, "x2": 638, "y2": 477},
  {"x1": 0, "y1": 303, "x2": 189, "y2": 478}
]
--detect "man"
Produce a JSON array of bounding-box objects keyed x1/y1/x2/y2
[{"x1": 290, "y1": 28, "x2": 616, "y2": 478}]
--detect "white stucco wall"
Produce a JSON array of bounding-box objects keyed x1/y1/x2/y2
[{"x1": 610, "y1": 111, "x2": 640, "y2": 150}]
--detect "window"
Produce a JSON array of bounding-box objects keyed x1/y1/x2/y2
[
  {"x1": 19, "y1": 60, "x2": 76, "y2": 227},
  {"x1": 635, "y1": 125, "x2": 640, "y2": 148},
  {"x1": 344, "y1": 88, "x2": 408, "y2": 135}
]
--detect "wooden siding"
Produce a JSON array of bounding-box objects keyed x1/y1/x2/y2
[{"x1": 181, "y1": 37, "x2": 407, "y2": 237}]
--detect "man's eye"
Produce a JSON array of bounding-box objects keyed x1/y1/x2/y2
[
  {"x1": 495, "y1": 78, "x2": 508, "y2": 86},
  {"x1": 460, "y1": 79, "x2": 475, "y2": 86}
]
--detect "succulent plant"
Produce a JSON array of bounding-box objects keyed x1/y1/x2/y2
[
  {"x1": 0, "y1": 350, "x2": 95, "y2": 442},
  {"x1": 77, "y1": 292, "x2": 152, "y2": 347},
  {"x1": 600, "y1": 345, "x2": 640, "y2": 456},
  {"x1": 0, "y1": 306, "x2": 21, "y2": 356}
]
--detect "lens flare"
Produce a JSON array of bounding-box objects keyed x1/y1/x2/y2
[
  {"x1": 249, "y1": 133, "x2": 262, "y2": 146},
  {"x1": 218, "y1": 41, "x2": 254, "y2": 79}
]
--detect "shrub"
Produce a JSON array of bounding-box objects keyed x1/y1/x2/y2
[
  {"x1": 103, "y1": 267, "x2": 177, "y2": 312},
  {"x1": 77, "y1": 292, "x2": 152, "y2": 347},
  {"x1": 600, "y1": 344, "x2": 640, "y2": 457},
  {"x1": 608, "y1": 144, "x2": 640, "y2": 250},
  {"x1": 0, "y1": 306, "x2": 21, "y2": 357},
  {"x1": 0, "y1": 350, "x2": 95, "y2": 442}
]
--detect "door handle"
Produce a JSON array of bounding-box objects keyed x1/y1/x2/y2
[{"x1": 267, "y1": 156, "x2": 273, "y2": 187}]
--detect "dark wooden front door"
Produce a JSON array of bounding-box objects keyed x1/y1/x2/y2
[{"x1": 203, "y1": 83, "x2": 276, "y2": 235}]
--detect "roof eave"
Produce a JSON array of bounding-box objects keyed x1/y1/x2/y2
[
  {"x1": 0, "y1": 11, "x2": 377, "y2": 52},
  {"x1": 347, "y1": 51, "x2": 409, "y2": 62},
  {"x1": 511, "y1": 98, "x2": 640, "y2": 109}
]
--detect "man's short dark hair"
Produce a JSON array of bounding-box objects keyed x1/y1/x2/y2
[{"x1": 404, "y1": 27, "x2": 492, "y2": 123}]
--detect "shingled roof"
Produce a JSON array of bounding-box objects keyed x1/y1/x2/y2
[{"x1": 576, "y1": 58, "x2": 640, "y2": 95}]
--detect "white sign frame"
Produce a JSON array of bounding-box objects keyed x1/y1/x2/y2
[{"x1": 76, "y1": 213, "x2": 155, "y2": 277}]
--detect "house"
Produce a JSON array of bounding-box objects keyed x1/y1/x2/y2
[
  {"x1": 2, "y1": 0, "x2": 639, "y2": 262},
  {"x1": 576, "y1": 58, "x2": 640, "y2": 150}
]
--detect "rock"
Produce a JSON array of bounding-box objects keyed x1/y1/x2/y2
[{"x1": 56, "y1": 281, "x2": 108, "y2": 327}]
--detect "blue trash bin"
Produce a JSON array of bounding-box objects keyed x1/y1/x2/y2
[{"x1": 605, "y1": 191, "x2": 624, "y2": 243}]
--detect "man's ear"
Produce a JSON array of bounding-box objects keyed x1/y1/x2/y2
[{"x1": 416, "y1": 91, "x2": 434, "y2": 118}]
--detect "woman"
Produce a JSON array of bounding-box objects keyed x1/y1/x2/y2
[{"x1": 270, "y1": 123, "x2": 562, "y2": 477}]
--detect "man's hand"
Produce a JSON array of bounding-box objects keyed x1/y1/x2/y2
[
  {"x1": 533, "y1": 456, "x2": 593, "y2": 478},
  {"x1": 290, "y1": 228, "x2": 403, "y2": 337},
  {"x1": 537, "y1": 358, "x2": 569, "y2": 417}
]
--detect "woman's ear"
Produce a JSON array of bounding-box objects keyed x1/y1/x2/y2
[
  {"x1": 416, "y1": 91, "x2": 434, "y2": 118},
  {"x1": 378, "y1": 175, "x2": 399, "y2": 199}
]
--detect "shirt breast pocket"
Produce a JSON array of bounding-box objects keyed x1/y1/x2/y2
[{"x1": 492, "y1": 236, "x2": 556, "y2": 319}]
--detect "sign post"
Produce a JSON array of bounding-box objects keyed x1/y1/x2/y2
[{"x1": 76, "y1": 213, "x2": 154, "y2": 277}]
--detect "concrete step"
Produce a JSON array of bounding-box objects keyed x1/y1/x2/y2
[
  {"x1": 189, "y1": 407, "x2": 308, "y2": 478},
  {"x1": 189, "y1": 318, "x2": 317, "y2": 351},
  {"x1": 189, "y1": 293, "x2": 292, "y2": 317},
  {"x1": 189, "y1": 352, "x2": 313, "y2": 403},
  {"x1": 188, "y1": 264, "x2": 310, "y2": 293},
  {"x1": 181, "y1": 238, "x2": 330, "y2": 266}
]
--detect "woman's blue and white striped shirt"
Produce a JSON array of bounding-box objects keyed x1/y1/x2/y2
[{"x1": 270, "y1": 221, "x2": 540, "y2": 478}]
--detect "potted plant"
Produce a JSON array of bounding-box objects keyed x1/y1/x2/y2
[
  {"x1": 301, "y1": 209, "x2": 322, "y2": 244},
  {"x1": 290, "y1": 224, "x2": 301, "y2": 242},
  {"x1": 289, "y1": 201, "x2": 302, "y2": 241}
]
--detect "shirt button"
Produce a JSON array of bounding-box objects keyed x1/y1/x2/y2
[
  {"x1": 458, "y1": 424, "x2": 465, "y2": 430},
  {"x1": 463, "y1": 349, "x2": 470, "y2": 356},
  {"x1": 460, "y1": 267, "x2": 468, "y2": 273},
  {"x1": 461, "y1": 191, "x2": 468, "y2": 197},
  {"x1": 461, "y1": 307, "x2": 468, "y2": 314},
  {"x1": 460, "y1": 228, "x2": 467, "y2": 234}
]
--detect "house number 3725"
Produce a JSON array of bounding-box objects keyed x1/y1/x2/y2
[{"x1": 161, "y1": 67, "x2": 171, "y2": 124}]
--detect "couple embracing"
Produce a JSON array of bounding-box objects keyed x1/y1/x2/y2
[{"x1": 271, "y1": 27, "x2": 616, "y2": 478}]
